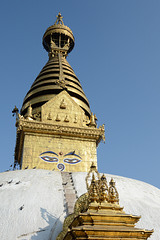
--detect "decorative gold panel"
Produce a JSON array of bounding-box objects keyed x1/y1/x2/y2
[
  {"x1": 41, "y1": 90, "x2": 87, "y2": 127},
  {"x1": 21, "y1": 132, "x2": 97, "y2": 172}
]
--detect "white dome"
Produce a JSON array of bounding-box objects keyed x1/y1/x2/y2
[{"x1": 0, "y1": 169, "x2": 159, "y2": 240}]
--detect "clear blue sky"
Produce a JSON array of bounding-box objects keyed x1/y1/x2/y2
[{"x1": 0, "y1": 0, "x2": 160, "y2": 189}]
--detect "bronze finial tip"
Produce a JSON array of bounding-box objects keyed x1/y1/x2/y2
[
  {"x1": 90, "y1": 162, "x2": 96, "y2": 169},
  {"x1": 101, "y1": 174, "x2": 106, "y2": 181},
  {"x1": 110, "y1": 178, "x2": 115, "y2": 186},
  {"x1": 55, "y1": 12, "x2": 64, "y2": 25},
  {"x1": 12, "y1": 106, "x2": 19, "y2": 113}
]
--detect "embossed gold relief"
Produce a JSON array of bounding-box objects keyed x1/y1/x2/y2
[
  {"x1": 74, "y1": 115, "x2": 77, "y2": 123},
  {"x1": 55, "y1": 114, "x2": 61, "y2": 121},
  {"x1": 47, "y1": 113, "x2": 52, "y2": 120},
  {"x1": 64, "y1": 115, "x2": 69, "y2": 122},
  {"x1": 56, "y1": 164, "x2": 153, "y2": 240},
  {"x1": 41, "y1": 91, "x2": 87, "y2": 127},
  {"x1": 60, "y1": 99, "x2": 67, "y2": 109}
]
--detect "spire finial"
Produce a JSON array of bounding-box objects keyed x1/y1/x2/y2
[
  {"x1": 108, "y1": 178, "x2": 119, "y2": 204},
  {"x1": 85, "y1": 162, "x2": 100, "y2": 190},
  {"x1": 55, "y1": 12, "x2": 64, "y2": 25},
  {"x1": 88, "y1": 174, "x2": 99, "y2": 203},
  {"x1": 43, "y1": 13, "x2": 75, "y2": 57},
  {"x1": 99, "y1": 174, "x2": 108, "y2": 202}
]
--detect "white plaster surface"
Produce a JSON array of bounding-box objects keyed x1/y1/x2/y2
[{"x1": 0, "y1": 169, "x2": 159, "y2": 240}]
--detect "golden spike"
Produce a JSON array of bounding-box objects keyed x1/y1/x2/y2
[
  {"x1": 99, "y1": 174, "x2": 108, "y2": 202},
  {"x1": 89, "y1": 112, "x2": 97, "y2": 127},
  {"x1": 26, "y1": 104, "x2": 33, "y2": 120},
  {"x1": 108, "y1": 178, "x2": 119, "y2": 204},
  {"x1": 55, "y1": 12, "x2": 64, "y2": 25},
  {"x1": 88, "y1": 174, "x2": 99, "y2": 203},
  {"x1": 85, "y1": 162, "x2": 100, "y2": 190},
  {"x1": 28, "y1": 104, "x2": 32, "y2": 117}
]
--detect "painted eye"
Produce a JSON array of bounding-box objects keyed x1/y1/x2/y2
[
  {"x1": 63, "y1": 158, "x2": 81, "y2": 164},
  {"x1": 40, "y1": 156, "x2": 58, "y2": 163}
]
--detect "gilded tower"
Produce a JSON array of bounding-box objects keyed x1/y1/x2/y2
[{"x1": 14, "y1": 13, "x2": 105, "y2": 172}]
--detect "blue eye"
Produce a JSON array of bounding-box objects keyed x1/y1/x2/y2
[
  {"x1": 64, "y1": 151, "x2": 82, "y2": 159},
  {"x1": 63, "y1": 158, "x2": 81, "y2": 164},
  {"x1": 40, "y1": 156, "x2": 58, "y2": 163},
  {"x1": 40, "y1": 151, "x2": 58, "y2": 156}
]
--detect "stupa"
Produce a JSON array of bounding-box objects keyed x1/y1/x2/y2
[{"x1": 0, "y1": 13, "x2": 160, "y2": 240}]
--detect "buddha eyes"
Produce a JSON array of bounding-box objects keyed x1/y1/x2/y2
[
  {"x1": 63, "y1": 158, "x2": 81, "y2": 164},
  {"x1": 39, "y1": 151, "x2": 81, "y2": 165},
  {"x1": 40, "y1": 156, "x2": 81, "y2": 164},
  {"x1": 40, "y1": 156, "x2": 58, "y2": 162}
]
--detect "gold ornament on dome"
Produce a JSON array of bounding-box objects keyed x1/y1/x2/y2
[
  {"x1": 55, "y1": 12, "x2": 64, "y2": 25},
  {"x1": 86, "y1": 162, "x2": 100, "y2": 190},
  {"x1": 57, "y1": 164, "x2": 153, "y2": 240}
]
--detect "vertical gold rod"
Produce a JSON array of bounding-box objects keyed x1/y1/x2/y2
[{"x1": 59, "y1": 33, "x2": 61, "y2": 48}]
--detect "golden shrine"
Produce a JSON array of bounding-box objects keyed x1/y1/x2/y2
[{"x1": 57, "y1": 164, "x2": 153, "y2": 239}]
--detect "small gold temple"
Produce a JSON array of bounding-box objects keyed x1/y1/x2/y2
[
  {"x1": 14, "y1": 13, "x2": 105, "y2": 172},
  {"x1": 57, "y1": 164, "x2": 153, "y2": 240}
]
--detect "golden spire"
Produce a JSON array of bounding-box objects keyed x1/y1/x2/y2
[
  {"x1": 86, "y1": 162, "x2": 100, "y2": 190},
  {"x1": 99, "y1": 174, "x2": 108, "y2": 202},
  {"x1": 20, "y1": 13, "x2": 91, "y2": 119},
  {"x1": 15, "y1": 14, "x2": 104, "y2": 172},
  {"x1": 88, "y1": 174, "x2": 99, "y2": 203},
  {"x1": 108, "y1": 177, "x2": 119, "y2": 204}
]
